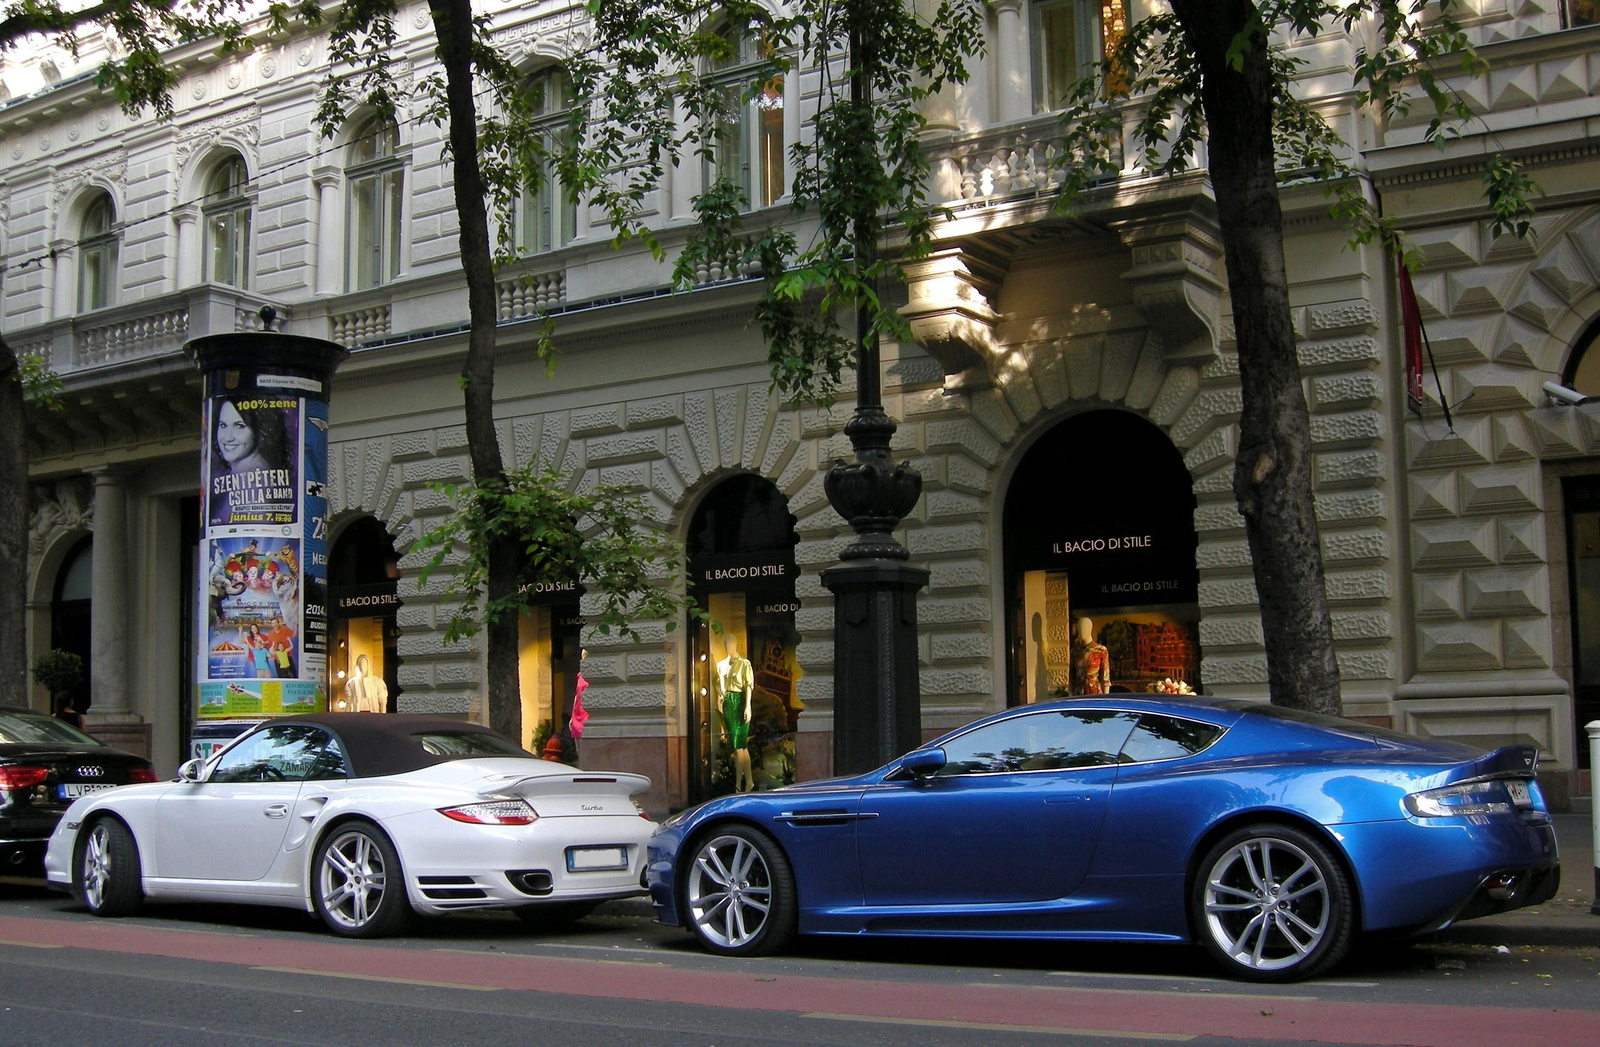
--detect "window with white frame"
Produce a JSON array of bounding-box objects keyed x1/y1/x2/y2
[
  {"x1": 517, "y1": 67, "x2": 579, "y2": 255},
  {"x1": 1032, "y1": 0, "x2": 1126, "y2": 113},
  {"x1": 203, "y1": 155, "x2": 252, "y2": 288},
  {"x1": 77, "y1": 192, "x2": 117, "y2": 312},
  {"x1": 347, "y1": 117, "x2": 404, "y2": 291},
  {"x1": 706, "y1": 20, "x2": 785, "y2": 210}
]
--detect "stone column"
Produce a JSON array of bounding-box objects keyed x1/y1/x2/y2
[
  {"x1": 992, "y1": 0, "x2": 1028, "y2": 123},
  {"x1": 174, "y1": 205, "x2": 200, "y2": 288},
  {"x1": 312, "y1": 166, "x2": 342, "y2": 296},
  {"x1": 85, "y1": 467, "x2": 149, "y2": 757}
]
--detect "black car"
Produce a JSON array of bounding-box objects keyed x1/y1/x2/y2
[{"x1": 0, "y1": 707, "x2": 155, "y2": 881}]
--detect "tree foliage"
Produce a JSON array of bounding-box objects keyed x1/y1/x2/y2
[
  {"x1": 412, "y1": 466, "x2": 686, "y2": 645},
  {"x1": 570, "y1": 0, "x2": 985, "y2": 403},
  {"x1": 1048, "y1": 1, "x2": 1537, "y2": 267}
]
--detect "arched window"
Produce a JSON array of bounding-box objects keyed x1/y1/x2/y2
[
  {"x1": 203, "y1": 155, "x2": 252, "y2": 288},
  {"x1": 705, "y1": 21, "x2": 784, "y2": 211},
  {"x1": 1565, "y1": 320, "x2": 1600, "y2": 398},
  {"x1": 347, "y1": 117, "x2": 404, "y2": 290},
  {"x1": 1032, "y1": 0, "x2": 1126, "y2": 112},
  {"x1": 78, "y1": 193, "x2": 117, "y2": 311},
  {"x1": 517, "y1": 67, "x2": 578, "y2": 255}
]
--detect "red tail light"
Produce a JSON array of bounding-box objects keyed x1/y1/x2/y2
[
  {"x1": 0, "y1": 766, "x2": 50, "y2": 791},
  {"x1": 438, "y1": 800, "x2": 538, "y2": 825},
  {"x1": 128, "y1": 766, "x2": 157, "y2": 783}
]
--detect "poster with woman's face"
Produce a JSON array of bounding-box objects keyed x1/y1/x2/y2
[{"x1": 206, "y1": 395, "x2": 300, "y2": 528}]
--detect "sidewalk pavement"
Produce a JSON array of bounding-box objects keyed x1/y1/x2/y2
[{"x1": 602, "y1": 815, "x2": 1600, "y2": 947}]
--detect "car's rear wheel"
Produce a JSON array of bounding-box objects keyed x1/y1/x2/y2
[
  {"x1": 313, "y1": 821, "x2": 411, "y2": 938},
  {"x1": 514, "y1": 900, "x2": 598, "y2": 930},
  {"x1": 76, "y1": 818, "x2": 142, "y2": 917},
  {"x1": 1192, "y1": 823, "x2": 1353, "y2": 982},
  {"x1": 683, "y1": 826, "x2": 796, "y2": 957}
]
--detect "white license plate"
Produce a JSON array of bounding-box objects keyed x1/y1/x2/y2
[
  {"x1": 1506, "y1": 780, "x2": 1532, "y2": 806},
  {"x1": 566, "y1": 846, "x2": 628, "y2": 872},
  {"x1": 58, "y1": 783, "x2": 117, "y2": 800}
]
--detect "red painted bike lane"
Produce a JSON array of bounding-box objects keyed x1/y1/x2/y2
[{"x1": 0, "y1": 914, "x2": 1594, "y2": 1046}]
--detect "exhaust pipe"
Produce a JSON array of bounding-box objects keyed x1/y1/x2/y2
[{"x1": 1484, "y1": 872, "x2": 1517, "y2": 900}]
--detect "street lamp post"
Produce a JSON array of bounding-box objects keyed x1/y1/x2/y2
[
  {"x1": 820, "y1": 18, "x2": 930, "y2": 777},
  {"x1": 1588, "y1": 719, "x2": 1599, "y2": 916}
]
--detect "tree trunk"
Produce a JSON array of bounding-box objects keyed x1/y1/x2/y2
[
  {"x1": 1169, "y1": 1, "x2": 1342, "y2": 715},
  {"x1": 428, "y1": 0, "x2": 524, "y2": 743},
  {"x1": 0, "y1": 337, "x2": 27, "y2": 708}
]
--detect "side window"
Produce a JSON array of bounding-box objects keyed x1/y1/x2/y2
[
  {"x1": 937, "y1": 710, "x2": 1138, "y2": 775},
  {"x1": 211, "y1": 724, "x2": 339, "y2": 783},
  {"x1": 1119, "y1": 714, "x2": 1224, "y2": 764}
]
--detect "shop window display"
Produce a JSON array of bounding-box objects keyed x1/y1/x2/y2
[
  {"x1": 686, "y1": 475, "x2": 800, "y2": 801},
  {"x1": 1006, "y1": 410, "x2": 1203, "y2": 704}
]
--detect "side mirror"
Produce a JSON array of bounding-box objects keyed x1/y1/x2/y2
[
  {"x1": 177, "y1": 758, "x2": 205, "y2": 782},
  {"x1": 899, "y1": 748, "x2": 946, "y2": 779}
]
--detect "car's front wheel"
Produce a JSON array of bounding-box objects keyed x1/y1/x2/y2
[
  {"x1": 312, "y1": 820, "x2": 411, "y2": 938},
  {"x1": 76, "y1": 818, "x2": 142, "y2": 917},
  {"x1": 683, "y1": 826, "x2": 796, "y2": 957},
  {"x1": 1191, "y1": 823, "x2": 1354, "y2": 982}
]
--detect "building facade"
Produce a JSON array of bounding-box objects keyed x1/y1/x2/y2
[{"x1": 5, "y1": 1, "x2": 1599, "y2": 812}]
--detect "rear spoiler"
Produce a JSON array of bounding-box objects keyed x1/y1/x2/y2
[
  {"x1": 476, "y1": 771, "x2": 651, "y2": 798},
  {"x1": 1447, "y1": 745, "x2": 1540, "y2": 784}
]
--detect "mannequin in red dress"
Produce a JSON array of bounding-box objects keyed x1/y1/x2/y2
[{"x1": 1072, "y1": 617, "x2": 1111, "y2": 695}]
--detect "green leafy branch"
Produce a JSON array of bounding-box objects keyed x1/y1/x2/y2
[{"x1": 412, "y1": 465, "x2": 691, "y2": 646}]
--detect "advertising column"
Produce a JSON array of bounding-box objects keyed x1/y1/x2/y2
[{"x1": 189, "y1": 331, "x2": 345, "y2": 720}]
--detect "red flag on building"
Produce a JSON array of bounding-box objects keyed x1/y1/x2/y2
[{"x1": 1397, "y1": 255, "x2": 1425, "y2": 418}]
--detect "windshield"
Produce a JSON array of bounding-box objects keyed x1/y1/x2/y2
[
  {"x1": 412, "y1": 731, "x2": 533, "y2": 758},
  {"x1": 0, "y1": 712, "x2": 104, "y2": 747}
]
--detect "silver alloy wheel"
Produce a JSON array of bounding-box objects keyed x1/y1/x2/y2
[
  {"x1": 686, "y1": 833, "x2": 773, "y2": 950},
  {"x1": 81, "y1": 822, "x2": 113, "y2": 911},
  {"x1": 1202, "y1": 836, "x2": 1330, "y2": 973},
  {"x1": 318, "y1": 829, "x2": 388, "y2": 931}
]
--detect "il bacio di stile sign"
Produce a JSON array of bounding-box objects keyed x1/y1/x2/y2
[
  {"x1": 692, "y1": 550, "x2": 796, "y2": 596},
  {"x1": 1036, "y1": 527, "x2": 1199, "y2": 608}
]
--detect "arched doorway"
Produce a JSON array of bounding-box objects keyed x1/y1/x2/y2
[
  {"x1": 1562, "y1": 319, "x2": 1600, "y2": 771},
  {"x1": 327, "y1": 517, "x2": 401, "y2": 713},
  {"x1": 686, "y1": 475, "x2": 800, "y2": 801},
  {"x1": 1003, "y1": 410, "x2": 1202, "y2": 705},
  {"x1": 49, "y1": 537, "x2": 93, "y2": 715}
]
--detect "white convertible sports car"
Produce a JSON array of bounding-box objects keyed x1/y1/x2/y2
[{"x1": 43, "y1": 714, "x2": 655, "y2": 937}]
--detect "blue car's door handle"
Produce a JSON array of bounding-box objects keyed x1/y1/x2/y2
[{"x1": 1044, "y1": 795, "x2": 1091, "y2": 804}]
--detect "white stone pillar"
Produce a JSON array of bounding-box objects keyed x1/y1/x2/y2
[
  {"x1": 312, "y1": 166, "x2": 342, "y2": 296},
  {"x1": 992, "y1": 0, "x2": 1028, "y2": 123},
  {"x1": 174, "y1": 205, "x2": 200, "y2": 288},
  {"x1": 87, "y1": 467, "x2": 130, "y2": 718},
  {"x1": 49, "y1": 239, "x2": 74, "y2": 319},
  {"x1": 782, "y1": 66, "x2": 801, "y2": 202}
]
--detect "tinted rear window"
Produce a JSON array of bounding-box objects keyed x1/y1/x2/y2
[
  {"x1": 0, "y1": 712, "x2": 103, "y2": 746},
  {"x1": 1120, "y1": 715, "x2": 1224, "y2": 763},
  {"x1": 412, "y1": 731, "x2": 533, "y2": 758}
]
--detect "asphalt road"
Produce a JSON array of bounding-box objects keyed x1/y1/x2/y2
[{"x1": 0, "y1": 887, "x2": 1595, "y2": 1047}]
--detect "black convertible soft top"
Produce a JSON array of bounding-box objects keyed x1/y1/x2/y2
[{"x1": 263, "y1": 714, "x2": 538, "y2": 779}]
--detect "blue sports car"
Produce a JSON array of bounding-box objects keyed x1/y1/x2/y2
[{"x1": 647, "y1": 697, "x2": 1559, "y2": 981}]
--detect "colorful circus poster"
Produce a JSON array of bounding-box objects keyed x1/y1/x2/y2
[{"x1": 205, "y1": 536, "x2": 301, "y2": 682}]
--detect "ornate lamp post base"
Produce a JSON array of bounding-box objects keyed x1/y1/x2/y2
[{"x1": 823, "y1": 406, "x2": 928, "y2": 776}]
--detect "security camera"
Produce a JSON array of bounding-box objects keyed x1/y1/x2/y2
[{"x1": 1542, "y1": 381, "x2": 1592, "y2": 407}]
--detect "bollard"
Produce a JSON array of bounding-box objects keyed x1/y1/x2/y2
[{"x1": 1590, "y1": 720, "x2": 1600, "y2": 916}]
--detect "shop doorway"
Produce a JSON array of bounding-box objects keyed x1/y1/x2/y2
[
  {"x1": 327, "y1": 517, "x2": 400, "y2": 713},
  {"x1": 686, "y1": 476, "x2": 801, "y2": 802},
  {"x1": 49, "y1": 537, "x2": 93, "y2": 715},
  {"x1": 518, "y1": 583, "x2": 583, "y2": 758},
  {"x1": 1003, "y1": 410, "x2": 1202, "y2": 705},
  {"x1": 1565, "y1": 475, "x2": 1600, "y2": 770}
]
